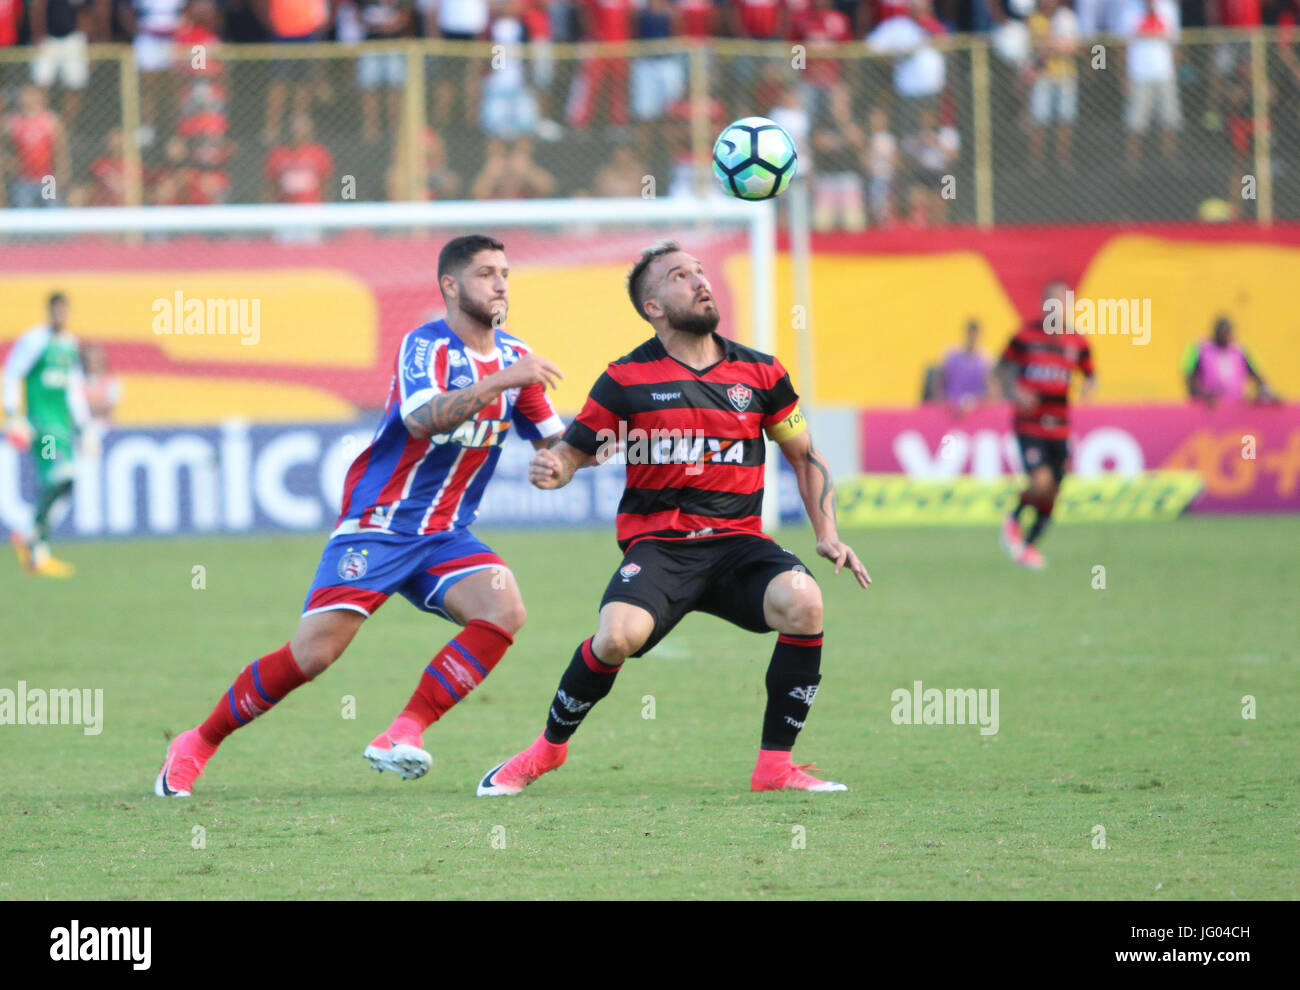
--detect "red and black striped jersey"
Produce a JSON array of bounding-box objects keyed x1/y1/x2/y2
[
  {"x1": 564, "y1": 333, "x2": 804, "y2": 550},
  {"x1": 1000, "y1": 320, "x2": 1095, "y2": 440}
]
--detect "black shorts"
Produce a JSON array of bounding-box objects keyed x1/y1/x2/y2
[
  {"x1": 601, "y1": 534, "x2": 812, "y2": 658},
  {"x1": 1017, "y1": 434, "x2": 1070, "y2": 485}
]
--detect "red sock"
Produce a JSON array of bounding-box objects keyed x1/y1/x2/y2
[
  {"x1": 197, "y1": 642, "x2": 310, "y2": 747},
  {"x1": 399, "y1": 619, "x2": 514, "y2": 731}
]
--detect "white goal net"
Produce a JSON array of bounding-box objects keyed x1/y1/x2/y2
[{"x1": 0, "y1": 197, "x2": 784, "y2": 539}]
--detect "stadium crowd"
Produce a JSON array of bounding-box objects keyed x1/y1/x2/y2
[{"x1": 2, "y1": 0, "x2": 1299, "y2": 223}]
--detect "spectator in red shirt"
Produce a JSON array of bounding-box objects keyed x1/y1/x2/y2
[
  {"x1": 265, "y1": 111, "x2": 334, "y2": 203},
  {"x1": 1217, "y1": 0, "x2": 1262, "y2": 25},
  {"x1": 4, "y1": 85, "x2": 69, "y2": 208},
  {"x1": 568, "y1": 0, "x2": 634, "y2": 128},
  {"x1": 174, "y1": 0, "x2": 231, "y2": 174},
  {"x1": 189, "y1": 146, "x2": 233, "y2": 203},
  {"x1": 0, "y1": 0, "x2": 21, "y2": 46},
  {"x1": 69, "y1": 126, "x2": 142, "y2": 206},
  {"x1": 726, "y1": 0, "x2": 790, "y2": 120},
  {"x1": 729, "y1": 0, "x2": 788, "y2": 37},
  {"x1": 676, "y1": 0, "x2": 717, "y2": 39},
  {"x1": 175, "y1": 0, "x2": 225, "y2": 81},
  {"x1": 790, "y1": 0, "x2": 854, "y2": 121}
]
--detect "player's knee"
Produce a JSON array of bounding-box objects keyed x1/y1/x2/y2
[
  {"x1": 480, "y1": 598, "x2": 527, "y2": 637},
  {"x1": 288, "y1": 630, "x2": 347, "y2": 678},
  {"x1": 783, "y1": 588, "x2": 824, "y2": 635},
  {"x1": 593, "y1": 625, "x2": 644, "y2": 665}
]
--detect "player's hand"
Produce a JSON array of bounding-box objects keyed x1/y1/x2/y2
[
  {"x1": 817, "y1": 538, "x2": 871, "y2": 589},
  {"x1": 500, "y1": 353, "x2": 563, "y2": 391},
  {"x1": 529, "y1": 447, "x2": 566, "y2": 489},
  {"x1": 4, "y1": 417, "x2": 34, "y2": 453},
  {"x1": 1012, "y1": 386, "x2": 1038, "y2": 413}
]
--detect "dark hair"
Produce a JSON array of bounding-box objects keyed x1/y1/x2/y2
[
  {"x1": 626, "y1": 240, "x2": 681, "y2": 323},
  {"x1": 49, "y1": 291, "x2": 67, "y2": 311},
  {"x1": 437, "y1": 235, "x2": 505, "y2": 292}
]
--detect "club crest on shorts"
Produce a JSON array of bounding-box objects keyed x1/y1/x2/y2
[
  {"x1": 726, "y1": 383, "x2": 753, "y2": 412},
  {"x1": 619, "y1": 562, "x2": 641, "y2": 582},
  {"x1": 338, "y1": 549, "x2": 369, "y2": 580}
]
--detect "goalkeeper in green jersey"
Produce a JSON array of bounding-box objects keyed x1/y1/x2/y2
[{"x1": 3, "y1": 292, "x2": 90, "y2": 578}]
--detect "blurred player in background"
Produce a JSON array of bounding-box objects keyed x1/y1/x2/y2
[
  {"x1": 477, "y1": 241, "x2": 870, "y2": 798},
  {"x1": 994, "y1": 279, "x2": 1096, "y2": 570},
  {"x1": 154, "y1": 235, "x2": 567, "y2": 797},
  {"x1": 3, "y1": 291, "x2": 88, "y2": 578}
]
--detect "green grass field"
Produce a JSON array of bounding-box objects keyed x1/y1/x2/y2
[{"x1": 0, "y1": 517, "x2": 1295, "y2": 900}]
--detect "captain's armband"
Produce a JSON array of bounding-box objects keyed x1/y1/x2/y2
[{"x1": 765, "y1": 405, "x2": 808, "y2": 443}]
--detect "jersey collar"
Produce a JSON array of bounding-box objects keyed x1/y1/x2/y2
[{"x1": 648, "y1": 331, "x2": 735, "y2": 377}]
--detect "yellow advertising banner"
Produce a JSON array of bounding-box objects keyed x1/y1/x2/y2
[{"x1": 836, "y1": 472, "x2": 1206, "y2": 526}]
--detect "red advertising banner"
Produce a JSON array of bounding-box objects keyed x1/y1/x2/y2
[{"x1": 860, "y1": 403, "x2": 1300, "y2": 514}]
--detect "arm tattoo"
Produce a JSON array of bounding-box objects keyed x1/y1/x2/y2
[
  {"x1": 407, "y1": 386, "x2": 494, "y2": 437},
  {"x1": 808, "y1": 438, "x2": 836, "y2": 523}
]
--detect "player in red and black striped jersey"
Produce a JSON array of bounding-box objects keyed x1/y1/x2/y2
[
  {"x1": 477, "y1": 241, "x2": 871, "y2": 797},
  {"x1": 993, "y1": 279, "x2": 1097, "y2": 570}
]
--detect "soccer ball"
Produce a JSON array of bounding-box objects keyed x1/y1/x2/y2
[{"x1": 711, "y1": 117, "x2": 799, "y2": 201}]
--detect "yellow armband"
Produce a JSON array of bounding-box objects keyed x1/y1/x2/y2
[{"x1": 765, "y1": 405, "x2": 808, "y2": 443}]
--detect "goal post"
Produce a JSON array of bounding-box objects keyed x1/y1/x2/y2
[{"x1": 0, "y1": 196, "x2": 784, "y2": 531}]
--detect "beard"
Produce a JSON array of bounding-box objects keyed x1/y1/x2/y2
[
  {"x1": 665, "y1": 301, "x2": 720, "y2": 336},
  {"x1": 459, "y1": 291, "x2": 507, "y2": 328}
]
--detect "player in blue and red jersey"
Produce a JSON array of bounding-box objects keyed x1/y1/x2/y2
[
  {"x1": 155, "y1": 235, "x2": 565, "y2": 797},
  {"x1": 994, "y1": 279, "x2": 1096, "y2": 570},
  {"x1": 476, "y1": 241, "x2": 871, "y2": 797}
]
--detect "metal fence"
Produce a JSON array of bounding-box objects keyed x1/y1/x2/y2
[{"x1": 0, "y1": 30, "x2": 1293, "y2": 225}]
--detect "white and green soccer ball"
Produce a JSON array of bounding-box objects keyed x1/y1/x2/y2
[{"x1": 711, "y1": 116, "x2": 799, "y2": 201}]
